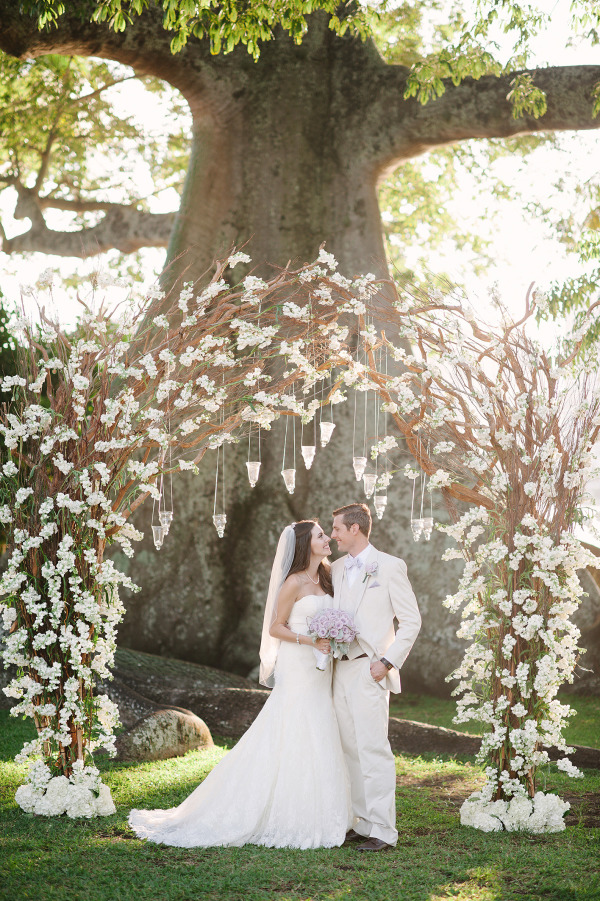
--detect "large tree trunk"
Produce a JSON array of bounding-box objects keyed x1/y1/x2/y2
[{"x1": 164, "y1": 18, "x2": 391, "y2": 284}]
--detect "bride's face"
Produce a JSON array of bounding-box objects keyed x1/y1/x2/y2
[{"x1": 310, "y1": 524, "x2": 331, "y2": 559}]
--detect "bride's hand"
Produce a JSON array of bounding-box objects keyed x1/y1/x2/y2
[{"x1": 314, "y1": 638, "x2": 331, "y2": 654}]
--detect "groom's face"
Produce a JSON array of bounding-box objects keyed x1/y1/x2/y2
[{"x1": 331, "y1": 515, "x2": 354, "y2": 552}]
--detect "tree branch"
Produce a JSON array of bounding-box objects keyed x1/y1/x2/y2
[
  {"x1": 1, "y1": 204, "x2": 175, "y2": 257},
  {"x1": 69, "y1": 75, "x2": 138, "y2": 106},
  {"x1": 34, "y1": 125, "x2": 61, "y2": 193},
  {"x1": 37, "y1": 195, "x2": 153, "y2": 214},
  {"x1": 0, "y1": 2, "x2": 215, "y2": 108},
  {"x1": 366, "y1": 65, "x2": 600, "y2": 172}
]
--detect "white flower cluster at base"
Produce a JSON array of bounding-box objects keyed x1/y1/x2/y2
[
  {"x1": 460, "y1": 790, "x2": 570, "y2": 834},
  {"x1": 15, "y1": 760, "x2": 116, "y2": 819}
]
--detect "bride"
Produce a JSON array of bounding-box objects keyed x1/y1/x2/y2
[{"x1": 128, "y1": 520, "x2": 352, "y2": 848}]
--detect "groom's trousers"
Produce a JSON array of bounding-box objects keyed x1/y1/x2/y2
[{"x1": 333, "y1": 657, "x2": 398, "y2": 845}]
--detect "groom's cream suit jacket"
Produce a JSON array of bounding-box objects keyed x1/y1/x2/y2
[{"x1": 331, "y1": 547, "x2": 421, "y2": 693}]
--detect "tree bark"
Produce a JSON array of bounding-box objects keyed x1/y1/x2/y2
[
  {"x1": 164, "y1": 18, "x2": 394, "y2": 284},
  {"x1": 2, "y1": 5, "x2": 600, "y2": 687}
]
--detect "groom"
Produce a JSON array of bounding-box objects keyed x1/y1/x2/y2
[{"x1": 331, "y1": 503, "x2": 421, "y2": 852}]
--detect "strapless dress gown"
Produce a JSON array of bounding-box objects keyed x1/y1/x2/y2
[{"x1": 128, "y1": 594, "x2": 352, "y2": 847}]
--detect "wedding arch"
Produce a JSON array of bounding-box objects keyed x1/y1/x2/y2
[{"x1": 1, "y1": 251, "x2": 599, "y2": 830}]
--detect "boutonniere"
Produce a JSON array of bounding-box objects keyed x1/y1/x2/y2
[{"x1": 362, "y1": 561, "x2": 379, "y2": 583}]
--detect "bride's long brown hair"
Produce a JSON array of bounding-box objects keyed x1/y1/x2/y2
[{"x1": 287, "y1": 520, "x2": 333, "y2": 596}]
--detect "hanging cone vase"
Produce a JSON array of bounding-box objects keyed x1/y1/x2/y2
[
  {"x1": 363, "y1": 472, "x2": 377, "y2": 499},
  {"x1": 352, "y1": 456, "x2": 367, "y2": 481},
  {"x1": 246, "y1": 461, "x2": 261, "y2": 487},
  {"x1": 373, "y1": 494, "x2": 388, "y2": 520},
  {"x1": 422, "y1": 516, "x2": 434, "y2": 540},
  {"x1": 152, "y1": 525, "x2": 164, "y2": 549},
  {"x1": 213, "y1": 513, "x2": 227, "y2": 538},
  {"x1": 301, "y1": 445, "x2": 316, "y2": 470},
  {"x1": 159, "y1": 511, "x2": 173, "y2": 535},
  {"x1": 319, "y1": 421, "x2": 336, "y2": 447},
  {"x1": 410, "y1": 518, "x2": 424, "y2": 542},
  {"x1": 281, "y1": 468, "x2": 296, "y2": 494}
]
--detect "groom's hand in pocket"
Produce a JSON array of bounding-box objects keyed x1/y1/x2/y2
[{"x1": 369, "y1": 660, "x2": 388, "y2": 682}]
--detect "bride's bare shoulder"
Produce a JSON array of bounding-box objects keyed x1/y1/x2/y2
[
  {"x1": 282, "y1": 572, "x2": 303, "y2": 590},
  {"x1": 285, "y1": 571, "x2": 303, "y2": 582}
]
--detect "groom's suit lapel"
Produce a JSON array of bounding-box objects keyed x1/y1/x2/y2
[{"x1": 353, "y1": 547, "x2": 380, "y2": 615}]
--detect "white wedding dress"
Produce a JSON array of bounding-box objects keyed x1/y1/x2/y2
[{"x1": 128, "y1": 594, "x2": 352, "y2": 848}]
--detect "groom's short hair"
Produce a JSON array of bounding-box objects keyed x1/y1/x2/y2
[{"x1": 332, "y1": 503, "x2": 372, "y2": 538}]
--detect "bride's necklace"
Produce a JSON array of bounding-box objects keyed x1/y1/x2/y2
[{"x1": 304, "y1": 569, "x2": 320, "y2": 585}]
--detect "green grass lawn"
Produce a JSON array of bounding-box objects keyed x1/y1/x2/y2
[
  {"x1": 391, "y1": 692, "x2": 600, "y2": 750},
  {"x1": 1, "y1": 710, "x2": 599, "y2": 901}
]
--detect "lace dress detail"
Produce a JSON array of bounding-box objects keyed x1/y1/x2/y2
[{"x1": 128, "y1": 594, "x2": 351, "y2": 848}]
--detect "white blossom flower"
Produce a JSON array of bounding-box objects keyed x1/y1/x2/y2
[
  {"x1": 555, "y1": 757, "x2": 582, "y2": 778},
  {"x1": 317, "y1": 248, "x2": 338, "y2": 270},
  {"x1": 428, "y1": 469, "x2": 453, "y2": 489},
  {"x1": 53, "y1": 453, "x2": 74, "y2": 475},
  {"x1": 227, "y1": 251, "x2": 251, "y2": 267},
  {"x1": 1, "y1": 375, "x2": 27, "y2": 392},
  {"x1": 15, "y1": 487, "x2": 34, "y2": 505},
  {"x1": 282, "y1": 302, "x2": 310, "y2": 320},
  {"x1": 433, "y1": 441, "x2": 455, "y2": 454},
  {"x1": 37, "y1": 268, "x2": 55, "y2": 287},
  {"x1": 0, "y1": 505, "x2": 13, "y2": 524}
]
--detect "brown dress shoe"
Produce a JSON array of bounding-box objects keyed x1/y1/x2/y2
[
  {"x1": 344, "y1": 829, "x2": 364, "y2": 844},
  {"x1": 356, "y1": 837, "x2": 392, "y2": 852}
]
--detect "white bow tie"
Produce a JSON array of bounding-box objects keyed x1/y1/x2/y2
[{"x1": 345, "y1": 556, "x2": 363, "y2": 571}]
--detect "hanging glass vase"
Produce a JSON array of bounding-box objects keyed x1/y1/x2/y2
[
  {"x1": 352, "y1": 456, "x2": 367, "y2": 481},
  {"x1": 301, "y1": 445, "x2": 316, "y2": 470},
  {"x1": 152, "y1": 524, "x2": 164, "y2": 549},
  {"x1": 319, "y1": 421, "x2": 336, "y2": 447},
  {"x1": 159, "y1": 510, "x2": 173, "y2": 535},
  {"x1": 213, "y1": 410, "x2": 227, "y2": 539},
  {"x1": 373, "y1": 493, "x2": 388, "y2": 520},
  {"x1": 410, "y1": 518, "x2": 424, "y2": 542},
  {"x1": 281, "y1": 410, "x2": 297, "y2": 491},
  {"x1": 363, "y1": 472, "x2": 377, "y2": 498},
  {"x1": 213, "y1": 513, "x2": 227, "y2": 538},
  {"x1": 281, "y1": 468, "x2": 296, "y2": 494},
  {"x1": 422, "y1": 516, "x2": 434, "y2": 540},
  {"x1": 246, "y1": 460, "x2": 261, "y2": 487}
]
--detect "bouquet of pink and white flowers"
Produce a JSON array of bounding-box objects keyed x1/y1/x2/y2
[{"x1": 307, "y1": 608, "x2": 358, "y2": 670}]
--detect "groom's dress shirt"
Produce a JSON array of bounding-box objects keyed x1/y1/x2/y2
[{"x1": 344, "y1": 543, "x2": 373, "y2": 589}]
